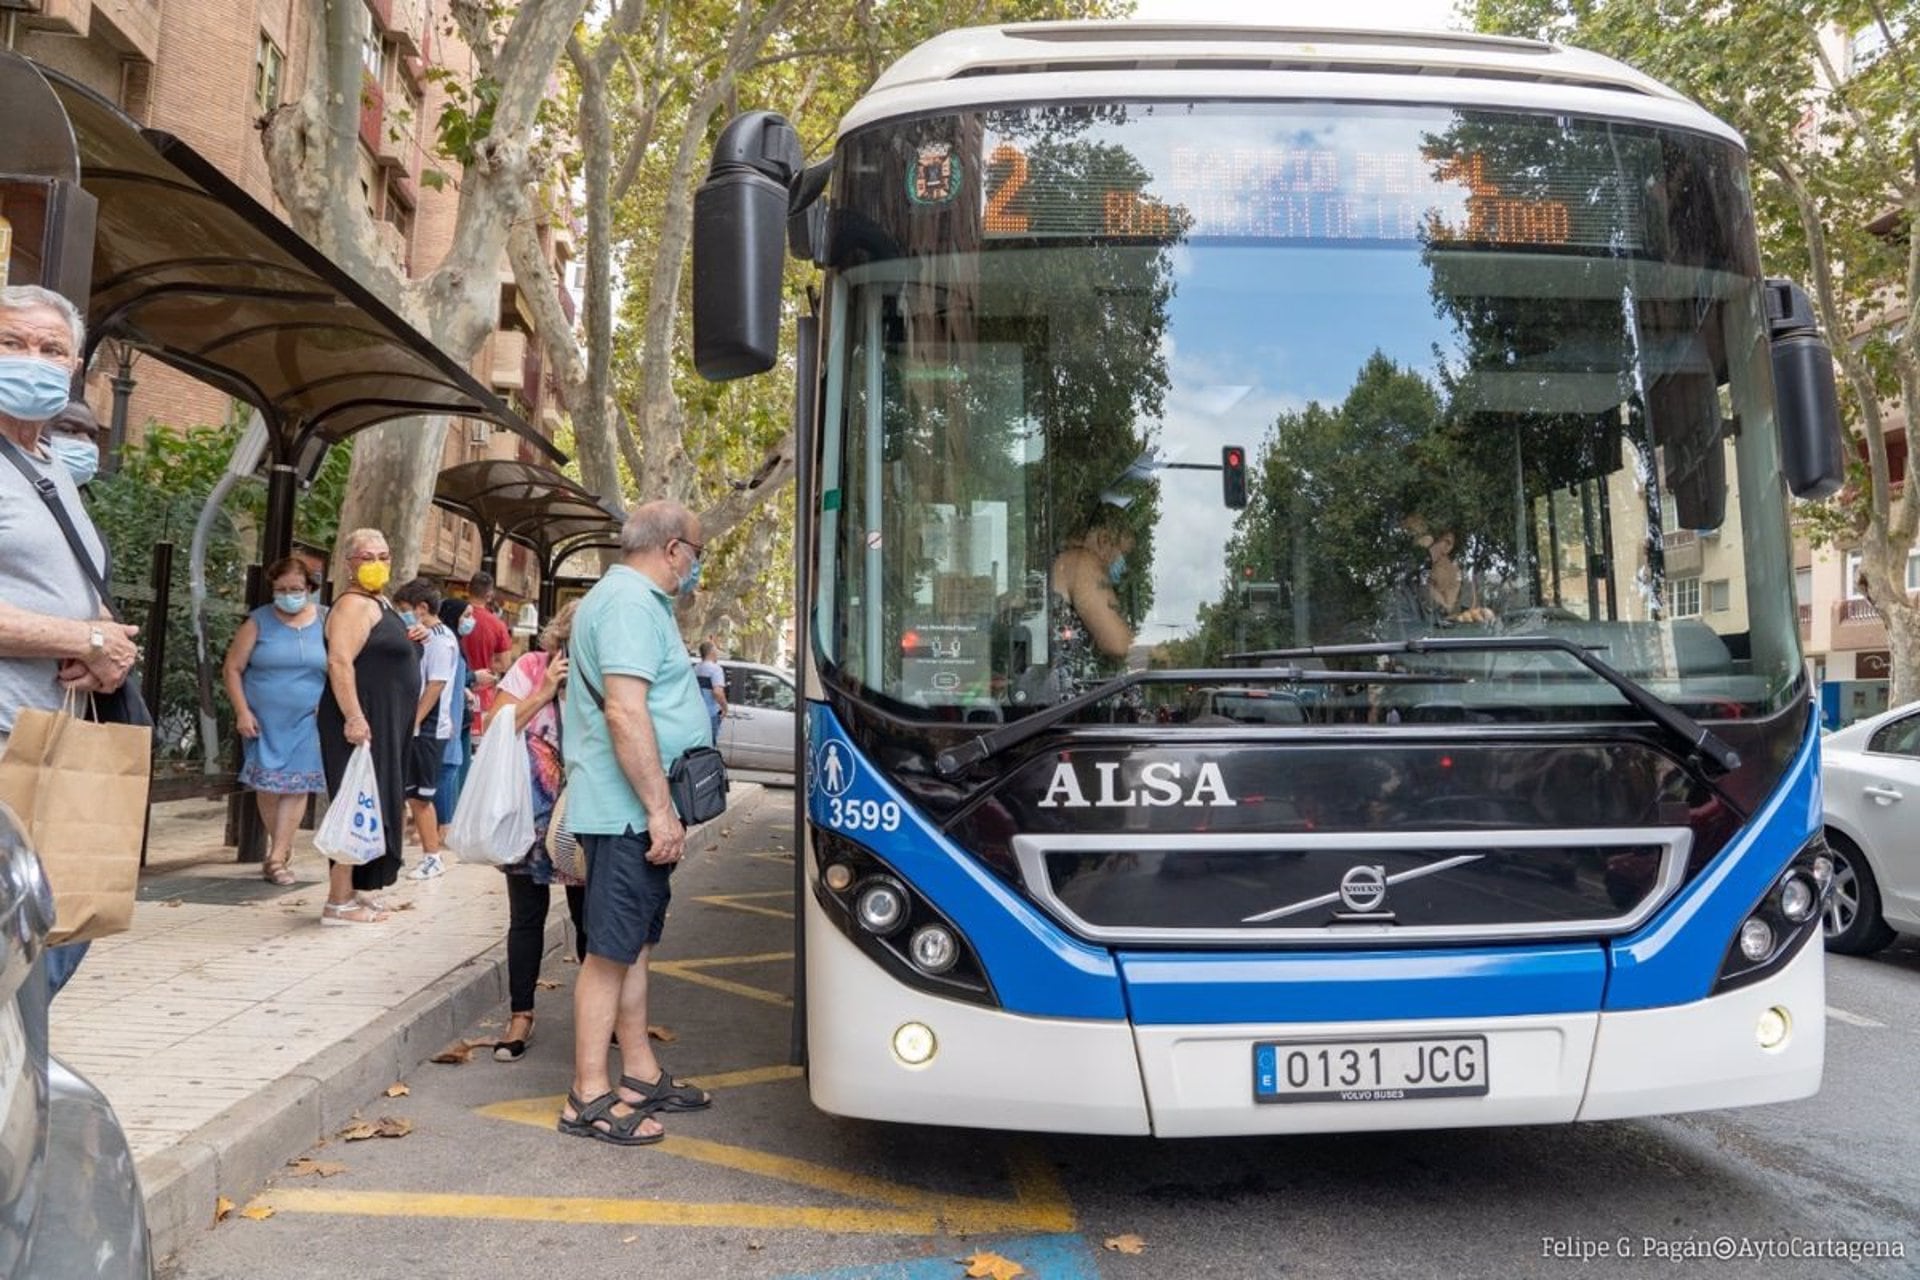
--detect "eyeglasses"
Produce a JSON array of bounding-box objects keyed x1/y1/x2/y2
[{"x1": 674, "y1": 537, "x2": 705, "y2": 559}]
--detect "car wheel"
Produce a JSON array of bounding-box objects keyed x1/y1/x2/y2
[{"x1": 1822, "y1": 831, "x2": 1897, "y2": 956}]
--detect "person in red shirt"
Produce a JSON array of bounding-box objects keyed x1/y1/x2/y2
[{"x1": 461, "y1": 571, "x2": 513, "y2": 676}]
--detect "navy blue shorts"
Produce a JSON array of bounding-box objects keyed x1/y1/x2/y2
[{"x1": 580, "y1": 829, "x2": 673, "y2": 964}]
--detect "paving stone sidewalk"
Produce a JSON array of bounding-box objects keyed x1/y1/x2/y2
[{"x1": 48, "y1": 799, "x2": 563, "y2": 1262}]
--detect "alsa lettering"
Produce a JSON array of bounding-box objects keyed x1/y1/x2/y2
[{"x1": 1038, "y1": 761, "x2": 1236, "y2": 808}]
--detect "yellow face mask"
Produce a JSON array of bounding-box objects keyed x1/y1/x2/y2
[{"x1": 354, "y1": 560, "x2": 391, "y2": 593}]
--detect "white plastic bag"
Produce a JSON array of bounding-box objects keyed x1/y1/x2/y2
[
  {"x1": 445, "y1": 712, "x2": 535, "y2": 866},
  {"x1": 314, "y1": 742, "x2": 386, "y2": 865}
]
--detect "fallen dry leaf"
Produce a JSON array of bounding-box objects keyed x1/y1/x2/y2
[
  {"x1": 1104, "y1": 1234, "x2": 1147, "y2": 1255},
  {"x1": 384, "y1": 1083, "x2": 410, "y2": 1097},
  {"x1": 285, "y1": 1158, "x2": 348, "y2": 1178},
  {"x1": 621, "y1": 1235, "x2": 638, "y2": 1245},
  {"x1": 161, "y1": 899, "x2": 184, "y2": 909},
  {"x1": 962, "y1": 1252, "x2": 1026, "y2": 1280},
  {"x1": 239, "y1": 1205, "x2": 275, "y2": 1221},
  {"x1": 535, "y1": 979, "x2": 561, "y2": 990},
  {"x1": 214, "y1": 1196, "x2": 235, "y2": 1223},
  {"x1": 719, "y1": 828, "x2": 733, "y2": 837},
  {"x1": 746, "y1": 1241, "x2": 763, "y2": 1251},
  {"x1": 647, "y1": 1024, "x2": 678, "y2": 1043},
  {"x1": 705, "y1": 844, "x2": 719, "y2": 852},
  {"x1": 390, "y1": 900, "x2": 417, "y2": 911},
  {"x1": 431, "y1": 1040, "x2": 481, "y2": 1064},
  {"x1": 338, "y1": 1122, "x2": 378, "y2": 1142},
  {"x1": 373, "y1": 1116, "x2": 413, "y2": 1138}
]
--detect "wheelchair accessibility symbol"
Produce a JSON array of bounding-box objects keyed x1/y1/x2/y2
[{"x1": 816, "y1": 741, "x2": 854, "y2": 798}]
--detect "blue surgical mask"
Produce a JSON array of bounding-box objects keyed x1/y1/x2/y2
[
  {"x1": 274, "y1": 591, "x2": 309, "y2": 615},
  {"x1": 49, "y1": 436, "x2": 99, "y2": 487},
  {"x1": 0, "y1": 357, "x2": 75, "y2": 423},
  {"x1": 457, "y1": 615, "x2": 477, "y2": 637},
  {"x1": 1108, "y1": 554, "x2": 1127, "y2": 585},
  {"x1": 680, "y1": 558, "x2": 703, "y2": 598}
]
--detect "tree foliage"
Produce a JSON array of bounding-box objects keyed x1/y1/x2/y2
[{"x1": 1469, "y1": 0, "x2": 1920, "y2": 699}]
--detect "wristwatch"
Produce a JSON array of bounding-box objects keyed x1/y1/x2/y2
[{"x1": 87, "y1": 626, "x2": 106, "y2": 657}]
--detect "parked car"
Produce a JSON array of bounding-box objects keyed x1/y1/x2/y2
[
  {"x1": 0, "y1": 803, "x2": 152, "y2": 1277},
  {"x1": 1821, "y1": 699, "x2": 1920, "y2": 955},
  {"x1": 716, "y1": 661, "x2": 799, "y2": 783}
]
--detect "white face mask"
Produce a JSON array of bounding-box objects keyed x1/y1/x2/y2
[{"x1": 49, "y1": 436, "x2": 99, "y2": 487}]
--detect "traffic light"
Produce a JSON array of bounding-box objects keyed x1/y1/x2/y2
[{"x1": 1221, "y1": 445, "x2": 1248, "y2": 508}]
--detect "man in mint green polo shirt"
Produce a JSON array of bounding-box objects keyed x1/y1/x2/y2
[{"x1": 558, "y1": 499, "x2": 717, "y2": 1147}]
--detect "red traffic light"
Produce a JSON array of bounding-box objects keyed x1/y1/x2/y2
[{"x1": 1221, "y1": 444, "x2": 1248, "y2": 508}]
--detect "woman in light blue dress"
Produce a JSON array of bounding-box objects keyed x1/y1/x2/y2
[{"x1": 221, "y1": 557, "x2": 328, "y2": 884}]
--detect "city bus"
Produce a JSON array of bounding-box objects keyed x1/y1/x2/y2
[{"x1": 690, "y1": 22, "x2": 1847, "y2": 1135}]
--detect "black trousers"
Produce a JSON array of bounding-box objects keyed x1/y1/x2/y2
[{"x1": 505, "y1": 872, "x2": 587, "y2": 1013}]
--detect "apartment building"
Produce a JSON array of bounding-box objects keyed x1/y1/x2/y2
[
  {"x1": 1797, "y1": 16, "x2": 1915, "y2": 725},
  {"x1": 6, "y1": 0, "x2": 575, "y2": 603}
]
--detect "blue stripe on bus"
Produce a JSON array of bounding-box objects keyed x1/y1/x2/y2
[
  {"x1": 1603, "y1": 707, "x2": 1823, "y2": 1010},
  {"x1": 807, "y1": 706, "x2": 1126, "y2": 1020},
  {"x1": 1117, "y1": 942, "x2": 1607, "y2": 1024}
]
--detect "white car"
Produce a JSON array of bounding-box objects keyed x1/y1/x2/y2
[
  {"x1": 716, "y1": 661, "x2": 798, "y2": 784},
  {"x1": 1821, "y1": 699, "x2": 1920, "y2": 954}
]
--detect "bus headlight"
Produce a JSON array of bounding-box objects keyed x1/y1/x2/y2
[
  {"x1": 855, "y1": 878, "x2": 909, "y2": 935},
  {"x1": 811, "y1": 830, "x2": 997, "y2": 1007},
  {"x1": 908, "y1": 925, "x2": 958, "y2": 975},
  {"x1": 1779, "y1": 875, "x2": 1816, "y2": 923},
  {"x1": 1715, "y1": 839, "x2": 1834, "y2": 993},
  {"x1": 1738, "y1": 917, "x2": 1775, "y2": 962}
]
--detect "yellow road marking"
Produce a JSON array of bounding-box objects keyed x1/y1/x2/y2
[
  {"x1": 692, "y1": 892, "x2": 795, "y2": 920},
  {"x1": 651, "y1": 951, "x2": 794, "y2": 1007},
  {"x1": 664, "y1": 951, "x2": 794, "y2": 968},
  {"x1": 253, "y1": 1188, "x2": 1070, "y2": 1235},
  {"x1": 264, "y1": 1085, "x2": 1076, "y2": 1236}
]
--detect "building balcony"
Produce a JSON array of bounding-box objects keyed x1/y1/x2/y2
[
  {"x1": 386, "y1": 0, "x2": 424, "y2": 56},
  {"x1": 1660, "y1": 530, "x2": 1703, "y2": 577},
  {"x1": 375, "y1": 112, "x2": 417, "y2": 172},
  {"x1": 20, "y1": 0, "x2": 89, "y2": 39},
  {"x1": 1830, "y1": 597, "x2": 1889, "y2": 651},
  {"x1": 480, "y1": 329, "x2": 527, "y2": 393},
  {"x1": 358, "y1": 74, "x2": 384, "y2": 156},
  {"x1": 92, "y1": 0, "x2": 161, "y2": 64}
]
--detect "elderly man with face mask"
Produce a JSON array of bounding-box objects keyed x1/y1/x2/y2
[{"x1": 0, "y1": 285, "x2": 140, "y2": 995}]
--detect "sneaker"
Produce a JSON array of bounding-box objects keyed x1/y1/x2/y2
[{"x1": 408, "y1": 853, "x2": 446, "y2": 881}]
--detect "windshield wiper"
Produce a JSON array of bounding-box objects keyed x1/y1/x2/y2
[
  {"x1": 1227, "y1": 637, "x2": 1742, "y2": 777},
  {"x1": 932, "y1": 665, "x2": 1462, "y2": 778}
]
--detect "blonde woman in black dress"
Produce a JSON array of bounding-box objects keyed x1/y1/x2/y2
[{"x1": 316, "y1": 528, "x2": 421, "y2": 924}]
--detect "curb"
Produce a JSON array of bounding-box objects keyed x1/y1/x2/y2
[{"x1": 137, "y1": 913, "x2": 563, "y2": 1265}]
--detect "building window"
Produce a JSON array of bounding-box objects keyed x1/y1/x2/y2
[
  {"x1": 1705, "y1": 579, "x2": 1730, "y2": 613},
  {"x1": 255, "y1": 32, "x2": 285, "y2": 115},
  {"x1": 1668, "y1": 576, "x2": 1701, "y2": 618},
  {"x1": 1794, "y1": 566, "x2": 1812, "y2": 606},
  {"x1": 1845, "y1": 551, "x2": 1865, "y2": 599},
  {"x1": 1851, "y1": 16, "x2": 1907, "y2": 73},
  {"x1": 1908, "y1": 550, "x2": 1920, "y2": 594}
]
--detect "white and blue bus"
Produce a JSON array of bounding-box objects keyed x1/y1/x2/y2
[{"x1": 692, "y1": 23, "x2": 1847, "y2": 1136}]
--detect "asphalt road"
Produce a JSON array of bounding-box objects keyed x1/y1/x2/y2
[{"x1": 166, "y1": 786, "x2": 1920, "y2": 1280}]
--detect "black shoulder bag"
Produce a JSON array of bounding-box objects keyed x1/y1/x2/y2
[
  {"x1": 580, "y1": 670, "x2": 728, "y2": 826},
  {"x1": 0, "y1": 436, "x2": 153, "y2": 728}
]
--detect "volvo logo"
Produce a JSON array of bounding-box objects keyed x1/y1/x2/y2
[{"x1": 1338, "y1": 865, "x2": 1389, "y2": 913}]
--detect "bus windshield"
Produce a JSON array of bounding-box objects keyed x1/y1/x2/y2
[{"x1": 816, "y1": 101, "x2": 1800, "y2": 726}]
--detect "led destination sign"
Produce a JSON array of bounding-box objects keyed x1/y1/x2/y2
[{"x1": 971, "y1": 117, "x2": 1652, "y2": 249}]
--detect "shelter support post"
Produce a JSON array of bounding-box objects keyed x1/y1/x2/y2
[{"x1": 263, "y1": 463, "x2": 298, "y2": 567}]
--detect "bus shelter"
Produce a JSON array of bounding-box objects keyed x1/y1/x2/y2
[
  {"x1": 431, "y1": 460, "x2": 622, "y2": 618},
  {"x1": 2, "y1": 51, "x2": 561, "y2": 575}
]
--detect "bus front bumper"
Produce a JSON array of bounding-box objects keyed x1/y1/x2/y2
[{"x1": 805, "y1": 892, "x2": 1825, "y2": 1136}]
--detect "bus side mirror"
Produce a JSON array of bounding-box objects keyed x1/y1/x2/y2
[
  {"x1": 1764, "y1": 278, "x2": 1845, "y2": 500},
  {"x1": 693, "y1": 111, "x2": 804, "y2": 382}
]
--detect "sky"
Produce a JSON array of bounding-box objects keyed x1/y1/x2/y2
[{"x1": 1126, "y1": 0, "x2": 1465, "y2": 28}]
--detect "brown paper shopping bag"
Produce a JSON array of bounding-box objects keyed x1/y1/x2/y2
[{"x1": 0, "y1": 693, "x2": 152, "y2": 944}]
